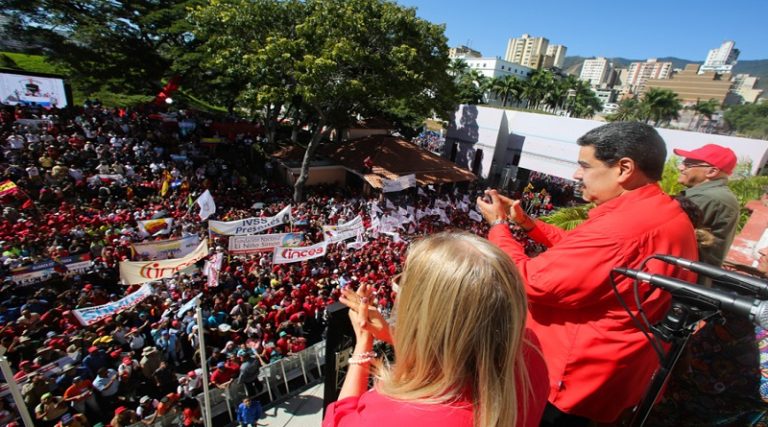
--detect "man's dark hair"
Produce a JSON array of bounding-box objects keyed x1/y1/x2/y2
[{"x1": 577, "y1": 122, "x2": 667, "y2": 181}]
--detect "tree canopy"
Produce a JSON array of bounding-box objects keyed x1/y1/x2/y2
[{"x1": 188, "y1": 0, "x2": 459, "y2": 201}]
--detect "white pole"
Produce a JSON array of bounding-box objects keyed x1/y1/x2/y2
[
  {"x1": 0, "y1": 356, "x2": 34, "y2": 426},
  {"x1": 196, "y1": 307, "x2": 214, "y2": 427}
]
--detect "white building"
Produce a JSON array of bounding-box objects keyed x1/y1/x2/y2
[
  {"x1": 546, "y1": 45, "x2": 567, "y2": 69},
  {"x1": 700, "y1": 40, "x2": 739, "y2": 74},
  {"x1": 445, "y1": 105, "x2": 768, "y2": 184},
  {"x1": 580, "y1": 57, "x2": 613, "y2": 87},
  {"x1": 626, "y1": 59, "x2": 673, "y2": 91},
  {"x1": 463, "y1": 57, "x2": 533, "y2": 80}
]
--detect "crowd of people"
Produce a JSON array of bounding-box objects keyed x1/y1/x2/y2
[{"x1": 0, "y1": 102, "x2": 547, "y2": 427}]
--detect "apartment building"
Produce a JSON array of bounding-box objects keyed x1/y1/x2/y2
[
  {"x1": 626, "y1": 59, "x2": 673, "y2": 91},
  {"x1": 580, "y1": 57, "x2": 613, "y2": 87},
  {"x1": 546, "y1": 45, "x2": 567, "y2": 69},
  {"x1": 449, "y1": 45, "x2": 482, "y2": 59},
  {"x1": 700, "y1": 40, "x2": 739, "y2": 74},
  {"x1": 504, "y1": 34, "x2": 549, "y2": 68}
]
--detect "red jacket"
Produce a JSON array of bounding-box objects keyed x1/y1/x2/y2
[{"x1": 489, "y1": 183, "x2": 698, "y2": 422}]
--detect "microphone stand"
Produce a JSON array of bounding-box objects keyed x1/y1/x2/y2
[{"x1": 629, "y1": 299, "x2": 720, "y2": 427}]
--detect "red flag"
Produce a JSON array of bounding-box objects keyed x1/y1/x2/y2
[{"x1": 0, "y1": 180, "x2": 18, "y2": 197}]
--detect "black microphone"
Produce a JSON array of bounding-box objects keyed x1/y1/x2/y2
[
  {"x1": 656, "y1": 255, "x2": 768, "y2": 299},
  {"x1": 613, "y1": 267, "x2": 768, "y2": 329}
]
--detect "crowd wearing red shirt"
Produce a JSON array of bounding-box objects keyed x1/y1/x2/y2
[{"x1": 0, "y1": 103, "x2": 547, "y2": 426}]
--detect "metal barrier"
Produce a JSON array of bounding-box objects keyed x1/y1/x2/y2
[{"x1": 185, "y1": 341, "x2": 327, "y2": 423}]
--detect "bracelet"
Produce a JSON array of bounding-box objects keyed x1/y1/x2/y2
[
  {"x1": 348, "y1": 351, "x2": 377, "y2": 365},
  {"x1": 489, "y1": 218, "x2": 507, "y2": 227}
]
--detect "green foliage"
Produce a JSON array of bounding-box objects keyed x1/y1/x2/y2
[
  {"x1": 659, "y1": 157, "x2": 684, "y2": 195},
  {"x1": 642, "y1": 88, "x2": 683, "y2": 126},
  {"x1": 723, "y1": 103, "x2": 768, "y2": 140},
  {"x1": 539, "y1": 203, "x2": 592, "y2": 231},
  {"x1": 5, "y1": 0, "x2": 202, "y2": 95}
]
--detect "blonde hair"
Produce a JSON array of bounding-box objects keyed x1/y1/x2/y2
[{"x1": 377, "y1": 232, "x2": 532, "y2": 427}]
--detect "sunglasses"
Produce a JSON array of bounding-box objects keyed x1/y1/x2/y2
[{"x1": 679, "y1": 159, "x2": 713, "y2": 169}]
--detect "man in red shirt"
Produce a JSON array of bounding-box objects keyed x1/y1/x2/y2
[
  {"x1": 210, "y1": 362, "x2": 234, "y2": 389},
  {"x1": 478, "y1": 122, "x2": 699, "y2": 425}
]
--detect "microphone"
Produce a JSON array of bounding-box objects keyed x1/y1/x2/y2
[
  {"x1": 613, "y1": 267, "x2": 768, "y2": 329},
  {"x1": 656, "y1": 255, "x2": 768, "y2": 298}
]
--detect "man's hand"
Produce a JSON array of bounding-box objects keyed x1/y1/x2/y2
[{"x1": 476, "y1": 189, "x2": 535, "y2": 231}]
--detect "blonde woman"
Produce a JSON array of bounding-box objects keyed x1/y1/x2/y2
[{"x1": 323, "y1": 232, "x2": 548, "y2": 427}]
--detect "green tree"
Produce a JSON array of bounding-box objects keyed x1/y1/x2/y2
[
  {"x1": 521, "y1": 69, "x2": 554, "y2": 109},
  {"x1": 491, "y1": 75, "x2": 522, "y2": 107},
  {"x1": 606, "y1": 97, "x2": 646, "y2": 122},
  {"x1": 642, "y1": 88, "x2": 682, "y2": 126},
  {"x1": 5, "y1": 0, "x2": 201, "y2": 95},
  {"x1": 687, "y1": 98, "x2": 720, "y2": 131},
  {"x1": 723, "y1": 103, "x2": 768, "y2": 140},
  {"x1": 191, "y1": 0, "x2": 458, "y2": 202}
]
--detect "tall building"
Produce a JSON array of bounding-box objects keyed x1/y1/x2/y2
[
  {"x1": 700, "y1": 40, "x2": 739, "y2": 74},
  {"x1": 730, "y1": 74, "x2": 764, "y2": 104},
  {"x1": 643, "y1": 64, "x2": 733, "y2": 106},
  {"x1": 580, "y1": 57, "x2": 613, "y2": 87},
  {"x1": 546, "y1": 45, "x2": 567, "y2": 69},
  {"x1": 626, "y1": 59, "x2": 673, "y2": 92},
  {"x1": 505, "y1": 34, "x2": 550, "y2": 68},
  {"x1": 449, "y1": 45, "x2": 482, "y2": 59}
]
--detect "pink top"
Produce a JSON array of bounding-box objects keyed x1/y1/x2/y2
[{"x1": 323, "y1": 332, "x2": 549, "y2": 427}]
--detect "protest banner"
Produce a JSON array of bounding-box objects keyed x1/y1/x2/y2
[
  {"x1": 137, "y1": 218, "x2": 173, "y2": 237},
  {"x1": 228, "y1": 233, "x2": 304, "y2": 254},
  {"x1": 204, "y1": 252, "x2": 223, "y2": 288},
  {"x1": 73, "y1": 283, "x2": 153, "y2": 326},
  {"x1": 86, "y1": 174, "x2": 125, "y2": 186},
  {"x1": 10, "y1": 253, "x2": 92, "y2": 286},
  {"x1": 132, "y1": 235, "x2": 200, "y2": 260},
  {"x1": 119, "y1": 240, "x2": 208, "y2": 285},
  {"x1": 322, "y1": 216, "x2": 364, "y2": 244},
  {"x1": 208, "y1": 204, "x2": 291, "y2": 236},
  {"x1": 469, "y1": 210, "x2": 483, "y2": 222},
  {"x1": 272, "y1": 241, "x2": 327, "y2": 264},
  {"x1": 381, "y1": 174, "x2": 416, "y2": 193}
]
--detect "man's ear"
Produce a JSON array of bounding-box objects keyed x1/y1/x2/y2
[
  {"x1": 704, "y1": 167, "x2": 721, "y2": 179},
  {"x1": 616, "y1": 157, "x2": 636, "y2": 183}
]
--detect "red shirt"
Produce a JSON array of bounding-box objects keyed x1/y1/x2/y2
[{"x1": 489, "y1": 183, "x2": 698, "y2": 422}]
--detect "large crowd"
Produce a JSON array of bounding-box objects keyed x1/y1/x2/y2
[{"x1": 0, "y1": 103, "x2": 545, "y2": 427}]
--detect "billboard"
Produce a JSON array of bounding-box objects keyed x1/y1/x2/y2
[{"x1": 0, "y1": 71, "x2": 68, "y2": 108}]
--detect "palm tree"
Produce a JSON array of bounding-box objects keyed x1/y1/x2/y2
[
  {"x1": 539, "y1": 203, "x2": 592, "y2": 230},
  {"x1": 544, "y1": 80, "x2": 567, "y2": 113},
  {"x1": 491, "y1": 75, "x2": 522, "y2": 107},
  {"x1": 564, "y1": 80, "x2": 602, "y2": 119},
  {"x1": 521, "y1": 69, "x2": 554, "y2": 110},
  {"x1": 448, "y1": 58, "x2": 469, "y2": 78},
  {"x1": 642, "y1": 88, "x2": 682, "y2": 126},
  {"x1": 687, "y1": 98, "x2": 720, "y2": 131},
  {"x1": 606, "y1": 97, "x2": 646, "y2": 122}
]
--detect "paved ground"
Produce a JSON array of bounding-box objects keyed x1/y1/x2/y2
[{"x1": 227, "y1": 382, "x2": 325, "y2": 427}]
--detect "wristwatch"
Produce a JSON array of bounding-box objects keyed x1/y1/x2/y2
[{"x1": 489, "y1": 218, "x2": 507, "y2": 227}]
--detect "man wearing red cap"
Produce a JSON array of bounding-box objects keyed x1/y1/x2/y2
[{"x1": 674, "y1": 143, "x2": 739, "y2": 267}]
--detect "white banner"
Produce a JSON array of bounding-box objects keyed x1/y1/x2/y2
[
  {"x1": 228, "y1": 233, "x2": 304, "y2": 255},
  {"x1": 119, "y1": 240, "x2": 208, "y2": 285},
  {"x1": 209, "y1": 205, "x2": 291, "y2": 235},
  {"x1": 204, "y1": 252, "x2": 223, "y2": 288},
  {"x1": 196, "y1": 190, "x2": 216, "y2": 221},
  {"x1": 176, "y1": 294, "x2": 202, "y2": 319},
  {"x1": 132, "y1": 235, "x2": 200, "y2": 260},
  {"x1": 272, "y1": 241, "x2": 327, "y2": 264},
  {"x1": 323, "y1": 225, "x2": 365, "y2": 244},
  {"x1": 10, "y1": 253, "x2": 91, "y2": 286},
  {"x1": 137, "y1": 218, "x2": 174, "y2": 237},
  {"x1": 73, "y1": 283, "x2": 153, "y2": 326},
  {"x1": 382, "y1": 174, "x2": 416, "y2": 193},
  {"x1": 469, "y1": 210, "x2": 483, "y2": 222},
  {"x1": 86, "y1": 174, "x2": 125, "y2": 185}
]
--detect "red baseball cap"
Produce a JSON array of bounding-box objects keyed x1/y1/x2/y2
[{"x1": 674, "y1": 144, "x2": 737, "y2": 175}]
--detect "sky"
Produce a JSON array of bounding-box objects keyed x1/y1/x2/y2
[{"x1": 397, "y1": 0, "x2": 768, "y2": 61}]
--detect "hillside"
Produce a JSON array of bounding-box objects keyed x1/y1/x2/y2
[{"x1": 562, "y1": 56, "x2": 768, "y2": 92}]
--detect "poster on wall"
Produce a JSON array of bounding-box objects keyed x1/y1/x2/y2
[{"x1": 0, "y1": 72, "x2": 68, "y2": 108}]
